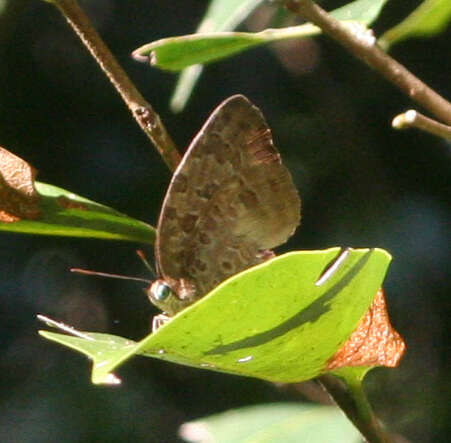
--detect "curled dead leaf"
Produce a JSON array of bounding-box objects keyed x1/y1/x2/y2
[
  {"x1": 327, "y1": 288, "x2": 406, "y2": 370},
  {"x1": 0, "y1": 146, "x2": 41, "y2": 222}
]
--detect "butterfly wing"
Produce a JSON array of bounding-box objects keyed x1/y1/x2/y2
[{"x1": 155, "y1": 95, "x2": 300, "y2": 298}]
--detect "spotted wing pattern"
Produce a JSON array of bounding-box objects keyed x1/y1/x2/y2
[{"x1": 155, "y1": 95, "x2": 300, "y2": 301}]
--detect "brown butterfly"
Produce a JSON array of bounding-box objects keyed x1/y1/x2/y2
[{"x1": 147, "y1": 95, "x2": 301, "y2": 324}]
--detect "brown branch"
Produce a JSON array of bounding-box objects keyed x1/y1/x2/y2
[
  {"x1": 49, "y1": 0, "x2": 181, "y2": 171},
  {"x1": 285, "y1": 0, "x2": 451, "y2": 126},
  {"x1": 393, "y1": 110, "x2": 451, "y2": 139}
]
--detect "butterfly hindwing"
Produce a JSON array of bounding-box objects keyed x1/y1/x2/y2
[{"x1": 155, "y1": 95, "x2": 300, "y2": 298}]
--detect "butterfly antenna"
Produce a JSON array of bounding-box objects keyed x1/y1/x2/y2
[
  {"x1": 70, "y1": 267, "x2": 150, "y2": 284},
  {"x1": 136, "y1": 249, "x2": 157, "y2": 279}
]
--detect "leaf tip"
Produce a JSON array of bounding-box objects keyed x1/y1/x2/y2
[
  {"x1": 92, "y1": 371, "x2": 122, "y2": 386},
  {"x1": 131, "y1": 49, "x2": 149, "y2": 63}
]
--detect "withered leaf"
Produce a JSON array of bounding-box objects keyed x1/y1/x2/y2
[
  {"x1": 0, "y1": 146, "x2": 41, "y2": 222},
  {"x1": 327, "y1": 288, "x2": 406, "y2": 370}
]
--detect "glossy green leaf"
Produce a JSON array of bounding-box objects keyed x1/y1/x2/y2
[
  {"x1": 134, "y1": 27, "x2": 319, "y2": 72},
  {"x1": 39, "y1": 248, "x2": 391, "y2": 385},
  {"x1": 379, "y1": 0, "x2": 451, "y2": 49},
  {"x1": 178, "y1": 403, "x2": 361, "y2": 443},
  {"x1": 0, "y1": 182, "x2": 155, "y2": 243},
  {"x1": 170, "y1": 0, "x2": 265, "y2": 112},
  {"x1": 38, "y1": 326, "x2": 136, "y2": 385},
  {"x1": 134, "y1": 0, "x2": 388, "y2": 72}
]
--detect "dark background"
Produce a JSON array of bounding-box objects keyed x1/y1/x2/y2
[{"x1": 0, "y1": 0, "x2": 450, "y2": 441}]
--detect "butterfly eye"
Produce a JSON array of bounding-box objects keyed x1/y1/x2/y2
[{"x1": 152, "y1": 282, "x2": 173, "y2": 301}]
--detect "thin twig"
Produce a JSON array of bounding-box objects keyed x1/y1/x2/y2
[
  {"x1": 285, "y1": 0, "x2": 451, "y2": 126},
  {"x1": 393, "y1": 110, "x2": 451, "y2": 139},
  {"x1": 319, "y1": 375, "x2": 391, "y2": 443},
  {"x1": 50, "y1": 0, "x2": 181, "y2": 171}
]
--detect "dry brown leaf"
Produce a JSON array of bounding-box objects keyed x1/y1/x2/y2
[
  {"x1": 0, "y1": 146, "x2": 41, "y2": 222},
  {"x1": 327, "y1": 288, "x2": 406, "y2": 370}
]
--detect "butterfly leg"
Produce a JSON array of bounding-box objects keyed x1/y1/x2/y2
[
  {"x1": 257, "y1": 249, "x2": 276, "y2": 261},
  {"x1": 152, "y1": 313, "x2": 171, "y2": 332}
]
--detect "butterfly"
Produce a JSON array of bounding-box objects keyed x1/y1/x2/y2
[{"x1": 147, "y1": 95, "x2": 301, "y2": 326}]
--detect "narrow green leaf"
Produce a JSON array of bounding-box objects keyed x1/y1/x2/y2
[
  {"x1": 380, "y1": 0, "x2": 451, "y2": 49},
  {"x1": 135, "y1": 26, "x2": 319, "y2": 72},
  {"x1": 170, "y1": 0, "x2": 265, "y2": 112},
  {"x1": 332, "y1": 0, "x2": 388, "y2": 23},
  {"x1": 0, "y1": 182, "x2": 155, "y2": 244},
  {"x1": 134, "y1": 0, "x2": 388, "y2": 73},
  {"x1": 195, "y1": 0, "x2": 264, "y2": 32},
  {"x1": 39, "y1": 248, "x2": 392, "y2": 385},
  {"x1": 179, "y1": 403, "x2": 361, "y2": 443}
]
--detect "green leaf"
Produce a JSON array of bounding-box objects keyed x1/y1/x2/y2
[
  {"x1": 178, "y1": 403, "x2": 361, "y2": 443},
  {"x1": 134, "y1": 0, "x2": 388, "y2": 73},
  {"x1": 195, "y1": 0, "x2": 264, "y2": 32},
  {"x1": 134, "y1": 27, "x2": 318, "y2": 72},
  {"x1": 331, "y1": 0, "x2": 388, "y2": 23},
  {"x1": 0, "y1": 182, "x2": 155, "y2": 244},
  {"x1": 38, "y1": 326, "x2": 137, "y2": 385},
  {"x1": 379, "y1": 0, "x2": 451, "y2": 49},
  {"x1": 170, "y1": 0, "x2": 265, "y2": 112},
  {"x1": 39, "y1": 248, "x2": 391, "y2": 385}
]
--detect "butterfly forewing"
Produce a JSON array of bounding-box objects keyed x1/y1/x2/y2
[{"x1": 155, "y1": 95, "x2": 300, "y2": 303}]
